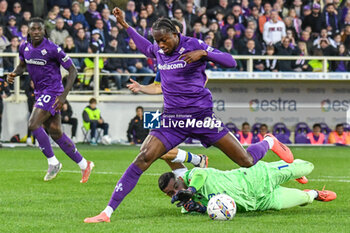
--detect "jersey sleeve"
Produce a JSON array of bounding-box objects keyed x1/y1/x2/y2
[
  {"x1": 53, "y1": 45, "x2": 73, "y2": 70},
  {"x1": 187, "y1": 168, "x2": 208, "y2": 191},
  {"x1": 195, "y1": 39, "x2": 236, "y2": 68},
  {"x1": 126, "y1": 27, "x2": 156, "y2": 58}
]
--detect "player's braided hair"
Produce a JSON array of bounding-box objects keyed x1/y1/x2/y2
[
  {"x1": 158, "y1": 172, "x2": 175, "y2": 191},
  {"x1": 29, "y1": 17, "x2": 45, "y2": 26},
  {"x1": 152, "y1": 18, "x2": 178, "y2": 34}
]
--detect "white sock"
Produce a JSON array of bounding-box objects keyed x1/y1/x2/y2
[
  {"x1": 47, "y1": 156, "x2": 59, "y2": 166},
  {"x1": 172, "y1": 168, "x2": 188, "y2": 178},
  {"x1": 263, "y1": 136, "x2": 274, "y2": 149},
  {"x1": 171, "y1": 149, "x2": 187, "y2": 163},
  {"x1": 190, "y1": 153, "x2": 201, "y2": 166},
  {"x1": 78, "y1": 158, "x2": 88, "y2": 170},
  {"x1": 103, "y1": 206, "x2": 114, "y2": 218},
  {"x1": 307, "y1": 190, "x2": 318, "y2": 199}
]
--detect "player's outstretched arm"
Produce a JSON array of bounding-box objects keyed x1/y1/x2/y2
[
  {"x1": 112, "y1": 7, "x2": 155, "y2": 58},
  {"x1": 54, "y1": 64, "x2": 77, "y2": 110},
  {"x1": 127, "y1": 79, "x2": 162, "y2": 94},
  {"x1": 7, "y1": 60, "x2": 26, "y2": 84}
]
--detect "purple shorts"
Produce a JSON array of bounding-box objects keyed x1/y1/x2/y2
[
  {"x1": 34, "y1": 92, "x2": 60, "y2": 116},
  {"x1": 149, "y1": 109, "x2": 229, "y2": 152}
]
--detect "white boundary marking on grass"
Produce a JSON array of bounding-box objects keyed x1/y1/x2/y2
[{"x1": 4, "y1": 169, "x2": 350, "y2": 182}]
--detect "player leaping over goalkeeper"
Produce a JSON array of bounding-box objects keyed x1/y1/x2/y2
[
  {"x1": 159, "y1": 159, "x2": 336, "y2": 214},
  {"x1": 84, "y1": 8, "x2": 294, "y2": 223}
]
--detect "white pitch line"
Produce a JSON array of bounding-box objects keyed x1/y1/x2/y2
[{"x1": 3, "y1": 170, "x2": 350, "y2": 182}]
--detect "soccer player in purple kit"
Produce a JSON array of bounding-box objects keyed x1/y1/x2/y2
[
  {"x1": 84, "y1": 8, "x2": 294, "y2": 223},
  {"x1": 7, "y1": 18, "x2": 94, "y2": 183}
]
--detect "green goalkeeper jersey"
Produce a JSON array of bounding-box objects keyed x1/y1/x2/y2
[{"x1": 182, "y1": 162, "x2": 276, "y2": 212}]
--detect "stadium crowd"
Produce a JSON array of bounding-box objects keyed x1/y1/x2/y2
[{"x1": 0, "y1": 0, "x2": 350, "y2": 91}]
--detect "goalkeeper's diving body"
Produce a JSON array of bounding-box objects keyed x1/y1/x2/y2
[
  {"x1": 159, "y1": 159, "x2": 336, "y2": 213},
  {"x1": 84, "y1": 7, "x2": 294, "y2": 223}
]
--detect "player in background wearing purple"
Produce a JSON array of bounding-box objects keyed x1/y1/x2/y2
[
  {"x1": 84, "y1": 8, "x2": 294, "y2": 223},
  {"x1": 7, "y1": 18, "x2": 94, "y2": 183}
]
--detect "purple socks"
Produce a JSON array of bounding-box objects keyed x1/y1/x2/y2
[
  {"x1": 55, "y1": 133, "x2": 83, "y2": 163},
  {"x1": 246, "y1": 140, "x2": 269, "y2": 164},
  {"x1": 32, "y1": 127, "x2": 55, "y2": 158},
  {"x1": 108, "y1": 163, "x2": 143, "y2": 210}
]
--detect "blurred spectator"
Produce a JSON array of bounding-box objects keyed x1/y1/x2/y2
[
  {"x1": 275, "y1": 37, "x2": 300, "y2": 71},
  {"x1": 22, "y1": 11, "x2": 31, "y2": 25},
  {"x1": 84, "y1": 1, "x2": 101, "y2": 29},
  {"x1": 258, "y1": 2, "x2": 273, "y2": 34},
  {"x1": 91, "y1": 29, "x2": 104, "y2": 52},
  {"x1": 238, "y1": 122, "x2": 253, "y2": 145},
  {"x1": 191, "y1": 21, "x2": 204, "y2": 40},
  {"x1": 242, "y1": 39, "x2": 263, "y2": 71},
  {"x1": 288, "y1": 9, "x2": 302, "y2": 37},
  {"x1": 219, "y1": 38, "x2": 242, "y2": 71},
  {"x1": 94, "y1": 19, "x2": 107, "y2": 45},
  {"x1": 208, "y1": 21, "x2": 222, "y2": 47},
  {"x1": 322, "y1": 3, "x2": 341, "y2": 35},
  {"x1": 313, "y1": 28, "x2": 337, "y2": 48},
  {"x1": 334, "y1": 33, "x2": 342, "y2": 47},
  {"x1": 101, "y1": 8, "x2": 115, "y2": 37},
  {"x1": 252, "y1": 124, "x2": 268, "y2": 143},
  {"x1": 328, "y1": 123, "x2": 350, "y2": 145},
  {"x1": 136, "y1": 18, "x2": 152, "y2": 41},
  {"x1": 104, "y1": 39, "x2": 129, "y2": 90},
  {"x1": 308, "y1": 49, "x2": 328, "y2": 72},
  {"x1": 302, "y1": 5, "x2": 312, "y2": 20},
  {"x1": 319, "y1": 39, "x2": 337, "y2": 56},
  {"x1": 263, "y1": 10, "x2": 286, "y2": 45},
  {"x1": 302, "y1": 3, "x2": 322, "y2": 35},
  {"x1": 341, "y1": 0, "x2": 350, "y2": 22},
  {"x1": 236, "y1": 28, "x2": 262, "y2": 54},
  {"x1": 173, "y1": 8, "x2": 189, "y2": 35},
  {"x1": 50, "y1": 18, "x2": 70, "y2": 47},
  {"x1": 292, "y1": 0, "x2": 303, "y2": 18},
  {"x1": 62, "y1": 7, "x2": 74, "y2": 35},
  {"x1": 95, "y1": 0, "x2": 107, "y2": 13},
  {"x1": 145, "y1": 4, "x2": 157, "y2": 27},
  {"x1": 109, "y1": 26, "x2": 127, "y2": 52},
  {"x1": 333, "y1": 44, "x2": 350, "y2": 71},
  {"x1": 231, "y1": 4, "x2": 247, "y2": 27},
  {"x1": 0, "y1": 0, "x2": 10, "y2": 26},
  {"x1": 263, "y1": 45, "x2": 278, "y2": 72},
  {"x1": 125, "y1": 0, "x2": 138, "y2": 26},
  {"x1": 184, "y1": 2, "x2": 198, "y2": 27},
  {"x1": 63, "y1": 36, "x2": 80, "y2": 68},
  {"x1": 12, "y1": 2, "x2": 23, "y2": 26},
  {"x1": 127, "y1": 38, "x2": 153, "y2": 85},
  {"x1": 82, "y1": 98, "x2": 110, "y2": 145},
  {"x1": 76, "y1": 0, "x2": 87, "y2": 14},
  {"x1": 222, "y1": 26, "x2": 236, "y2": 48},
  {"x1": 17, "y1": 24, "x2": 28, "y2": 42},
  {"x1": 341, "y1": 12, "x2": 350, "y2": 30},
  {"x1": 307, "y1": 124, "x2": 326, "y2": 144},
  {"x1": 342, "y1": 25, "x2": 350, "y2": 50},
  {"x1": 74, "y1": 28, "x2": 88, "y2": 52},
  {"x1": 294, "y1": 41, "x2": 312, "y2": 72},
  {"x1": 71, "y1": 1, "x2": 89, "y2": 30},
  {"x1": 199, "y1": 14, "x2": 210, "y2": 33},
  {"x1": 207, "y1": 0, "x2": 231, "y2": 18},
  {"x1": 151, "y1": 0, "x2": 166, "y2": 18},
  {"x1": 61, "y1": 100, "x2": 78, "y2": 143},
  {"x1": 44, "y1": 11, "x2": 57, "y2": 35},
  {"x1": 3, "y1": 36, "x2": 20, "y2": 72},
  {"x1": 127, "y1": 106, "x2": 149, "y2": 144},
  {"x1": 0, "y1": 25, "x2": 10, "y2": 53},
  {"x1": 300, "y1": 30, "x2": 313, "y2": 53},
  {"x1": 5, "y1": 15, "x2": 19, "y2": 40}
]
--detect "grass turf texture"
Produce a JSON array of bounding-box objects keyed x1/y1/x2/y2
[{"x1": 0, "y1": 145, "x2": 349, "y2": 233}]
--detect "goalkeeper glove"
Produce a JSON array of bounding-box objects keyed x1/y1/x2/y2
[
  {"x1": 183, "y1": 200, "x2": 207, "y2": 213},
  {"x1": 171, "y1": 187, "x2": 197, "y2": 207}
]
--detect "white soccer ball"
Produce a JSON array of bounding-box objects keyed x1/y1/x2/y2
[{"x1": 207, "y1": 194, "x2": 237, "y2": 221}]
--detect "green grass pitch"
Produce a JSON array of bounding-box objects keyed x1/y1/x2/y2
[{"x1": 0, "y1": 145, "x2": 349, "y2": 233}]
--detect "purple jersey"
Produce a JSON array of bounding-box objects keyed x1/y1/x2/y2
[
  {"x1": 19, "y1": 38, "x2": 73, "y2": 95},
  {"x1": 127, "y1": 27, "x2": 236, "y2": 114}
]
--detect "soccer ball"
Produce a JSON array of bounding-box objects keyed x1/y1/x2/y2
[{"x1": 207, "y1": 194, "x2": 236, "y2": 221}]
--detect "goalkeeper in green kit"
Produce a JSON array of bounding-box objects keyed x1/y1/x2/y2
[{"x1": 158, "y1": 159, "x2": 336, "y2": 213}]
